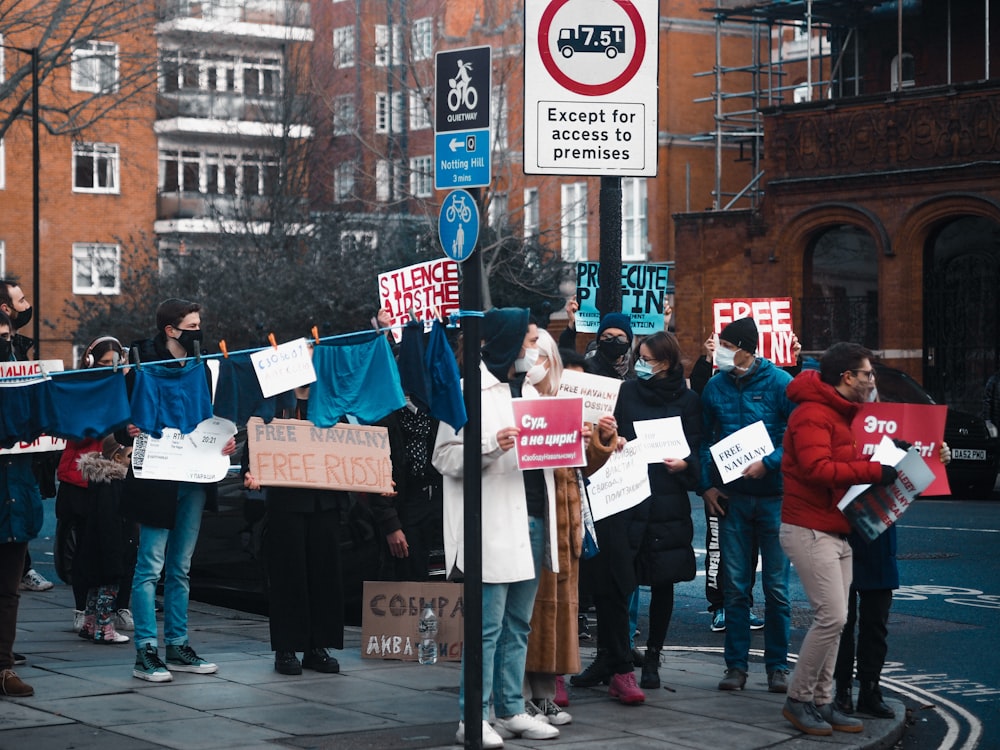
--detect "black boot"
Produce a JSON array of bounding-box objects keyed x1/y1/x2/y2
[
  {"x1": 640, "y1": 647, "x2": 661, "y2": 689},
  {"x1": 857, "y1": 680, "x2": 895, "y2": 719},
  {"x1": 571, "y1": 648, "x2": 613, "y2": 687},
  {"x1": 834, "y1": 680, "x2": 854, "y2": 714}
]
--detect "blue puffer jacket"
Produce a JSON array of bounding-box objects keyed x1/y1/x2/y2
[
  {"x1": 699, "y1": 357, "x2": 796, "y2": 497},
  {"x1": 1, "y1": 454, "x2": 44, "y2": 543}
]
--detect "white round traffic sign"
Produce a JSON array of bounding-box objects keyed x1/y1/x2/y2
[{"x1": 537, "y1": 0, "x2": 647, "y2": 96}]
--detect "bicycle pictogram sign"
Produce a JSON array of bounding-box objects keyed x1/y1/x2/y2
[{"x1": 447, "y1": 59, "x2": 479, "y2": 112}]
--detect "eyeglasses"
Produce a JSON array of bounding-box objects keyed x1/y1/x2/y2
[
  {"x1": 637, "y1": 355, "x2": 658, "y2": 364},
  {"x1": 599, "y1": 335, "x2": 629, "y2": 344},
  {"x1": 846, "y1": 369, "x2": 876, "y2": 382}
]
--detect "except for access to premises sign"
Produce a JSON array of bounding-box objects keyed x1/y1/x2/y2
[{"x1": 524, "y1": 0, "x2": 658, "y2": 176}]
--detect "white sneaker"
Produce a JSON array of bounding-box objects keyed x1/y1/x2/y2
[
  {"x1": 494, "y1": 712, "x2": 560, "y2": 740},
  {"x1": 537, "y1": 698, "x2": 572, "y2": 726},
  {"x1": 455, "y1": 720, "x2": 504, "y2": 749},
  {"x1": 73, "y1": 609, "x2": 85, "y2": 633},
  {"x1": 115, "y1": 609, "x2": 134, "y2": 631},
  {"x1": 21, "y1": 569, "x2": 54, "y2": 591}
]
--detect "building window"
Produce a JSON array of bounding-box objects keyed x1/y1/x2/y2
[
  {"x1": 491, "y1": 87, "x2": 508, "y2": 150},
  {"x1": 334, "y1": 161, "x2": 355, "y2": 200},
  {"x1": 891, "y1": 52, "x2": 915, "y2": 91},
  {"x1": 411, "y1": 18, "x2": 433, "y2": 61},
  {"x1": 0, "y1": 241, "x2": 5, "y2": 276},
  {"x1": 72, "y1": 243, "x2": 120, "y2": 294},
  {"x1": 333, "y1": 94, "x2": 356, "y2": 136},
  {"x1": 71, "y1": 40, "x2": 119, "y2": 93},
  {"x1": 488, "y1": 192, "x2": 508, "y2": 231},
  {"x1": 561, "y1": 183, "x2": 588, "y2": 261},
  {"x1": 523, "y1": 188, "x2": 539, "y2": 239},
  {"x1": 160, "y1": 50, "x2": 281, "y2": 97},
  {"x1": 0, "y1": 139, "x2": 5, "y2": 191},
  {"x1": 159, "y1": 149, "x2": 276, "y2": 197},
  {"x1": 73, "y1": 142, "x2": 120, "y2": 194},
  {"x1": 621, "y1": 178, "x2": 648, "y2": 261},
  {"x1": 374, "y1": 25, "x2": 404, "y2": 67},
  {"x1": 374, "y1": 91, "x2": 405, "y2": 134},
  {"x1": 340, "y1": 230, "x2": 378, "y2": 252},
  {"x1": 409, "y1": 155, "x2": 433, "y2": 198},
  {"x1": 333, "y1": 26, "x2": 355, "y2": 68},
  {"x1": 375, "y1": 160, "x2": 405, "y2": 202},
  {"x1": 409, "y1": 88, "x2": 431, "y2": 130}
]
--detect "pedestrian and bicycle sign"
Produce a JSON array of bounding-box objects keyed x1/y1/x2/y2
[
  {"x1": 524, "y1": 0, "x2": 658, "y2": 176},
  {"x1": 435, "y1": 46, "x2": 491, "y2": 189},
  {"x1": 438, "y1": 189, "x2": 480, "y2": 262}
]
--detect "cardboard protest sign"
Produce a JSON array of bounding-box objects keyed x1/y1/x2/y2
[
  {"x1": 838, "y1": 437, "x2": 936, "y2": 542},
  {"x1": 712, "y1": 298, "x2": 796, "y2": 366},
  {"x1": 511, "y1": 397, "x2": 585, "y2": 470},
  {"x1": 132, "y1": 417, "x2": 237, "y2": 483},
  {"x1": 0, "y1": 359, "x2": 64, "y2": 382},
  {"x1": 708, "y1": 420, "x2": 775, "y2": 485},
  {"x1": 249, "y1": 337, "x2": 316, "y2": 398},
  {"x1": 633, "y1": 416, "x2": 691, "y2": 464},
  {"x1": 362, "y1": 581, "x2": 464, "y2": 661},
  {"x1": 0, "y1": 435, "x2": 67, "y2": 455},
  {"x1": 246, "y1": 417, "x2": 393, "y2": 493},
  {"x1": 851, "y1": 402, "x2": 949, "y2": 496},
  {"x1": 558, "y1": 369, "x2": 622, "y2": 423},
  {"x1": 377, "y1": 258, "x2": 460, "y2": 342},
  {"x1": 586, "y1": 440, "x2": 651, "y2": 521},
  {"x1": 575, "y1": 262, "x2": 673, "y2": 335}
]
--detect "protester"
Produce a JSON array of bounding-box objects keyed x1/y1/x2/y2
[
  {"x1": 700, "y1": 316, "x2": 796, "y2": 693},
  {"x1": 780, "y1": 342, "x2": 897, "y2": 736},
  {"x1": 432, "y1": 308, "x2": 559, "y2": 748}
]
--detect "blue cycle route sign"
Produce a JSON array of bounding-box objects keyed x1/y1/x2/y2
[{"x1": 438, "y1": 189, "x2": 480, "y2": 262}]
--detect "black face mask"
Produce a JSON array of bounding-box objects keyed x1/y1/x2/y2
[
  {"x1": 175, "y1": 329, "x2": 204, "y2": 356},
  {"x1": 598, "y1": 339, "x2": 630, "y2": 361},
  {"x1": 0, "y1": 339, "x2": 12, "y2": 361},
  {"x1": 12, "y1": 306, "x2": 31, "y2": 330}
]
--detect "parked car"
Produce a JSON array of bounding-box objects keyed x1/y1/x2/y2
[{"x1": 873, "y1": 364, "x2": 1000, "y2": 499}]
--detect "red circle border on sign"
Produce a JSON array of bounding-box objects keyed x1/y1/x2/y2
[{"x1": 537, "y1": 0, "x2": 646, "y2": 96}]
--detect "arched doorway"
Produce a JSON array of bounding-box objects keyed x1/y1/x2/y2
[
  {"x1": 924, "y1": 216, "x2": 1000, "y2": 413},
  {"x1": 801, "y1": 225, "x2": 879, "y2": 352}
]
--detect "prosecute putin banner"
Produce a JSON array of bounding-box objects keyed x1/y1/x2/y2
[
  {"x1": 378, "y1": 259, "x2": 460, "y2": 343},
  {"x1": 712, "y1": 298, "x2": 797, "y2": 366},
  {"x1": 575, "y1": 262, "x2": 672, "y2": 335}
]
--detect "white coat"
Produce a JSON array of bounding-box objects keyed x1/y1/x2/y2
[{"x1": 432, "y1": 361, "x2": 558, "y2": 584}]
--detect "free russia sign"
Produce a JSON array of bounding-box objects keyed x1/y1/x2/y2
[{"x1": 524, "y1": 0, "x2": 658, "y2": 176}]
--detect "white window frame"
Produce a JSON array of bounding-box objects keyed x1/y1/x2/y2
[
  {"x1": 374, "y1": 91, "x2": 405, "y2": 134},
  {"x1": 409, "y1": 155, "x2": 433, "y2": 198},
  {"x1": 491, "y1": 87, "x2": 509, "y2": 150},
  {"x1": 0, "y1": 241, "x2": 5, "y2": 277},
  {"x1": 891, "y1": 52, "x2": 915, "y2": 91},
  {"x1": 408, "y1": 88, "x2": 431, "y2": 130},
  {"x1": 72, "y1": 142, "x2": 120, "y2": 194},
  {"x1": 374, "y1": 24, "x2": 404, "y2": 67},
  {"x1": 0, "y1": 139, "x2": 5, "y2": 191},
  {"x1": 523, "y1": 188, "x2": 539, "y2": 239},
  {"x1": 340, "y1": 230, "x2": 378, "y2": 252},
  {"x1": 72, "y1": 243, "x2": 121, "y2": 294},
  {"x1": 560, "y1": 182, "x2": 588, "y2": 262},
  {"x1": 488, "y1": 192, "x2": 508, "y2": 231},
  {"x1": 71, "y1": 40, "x2": 119, "y2": 93},
  {"x1": 333, "y1": 161, "x2": 355, "y2": 200},
  {"x1": 621, "y1": 178, "x2": 648, "y2": 261},
  {"x1": 375, "y1": 159, "x2": 405, "y2": 202},
  {"x1": 333, "y1": 93, "x2": 356, "y2": 136},
  {"x1": 411, "y1": 18, "x2": 433, "y2": 62},
  {"x1": 333, "y1": 26, "x2": 355, "y2": 68}
]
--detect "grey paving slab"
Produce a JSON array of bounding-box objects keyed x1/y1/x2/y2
[
  {"x1": 0, "y1": 700, "x2": 76, "y2": 731},
  {"x1": 0, "y1": 724, "x2": 161, "y2": 749},
  {"x1": 267, "y1": 671, "x2": 416, "y2": 704},
  {"x1": 27, "y1": 692, "x2": 206, "y2": 727},
  {"x1": 142, "y1": 680, "x2": 301, "y2": 710},
  {"x1": 337, "y1": 691, "x2": 462, "y2": 724},
  {"x1": 105, "y1": 715, "x2": 292, "y2": 750},
  {"x1": 215, "y1": 701, "x2": 398, "y2": 735},
  {"x1": 4, "y1": 670, "x2": 125, "y2": 700}
]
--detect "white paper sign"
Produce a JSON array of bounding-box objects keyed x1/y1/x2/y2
[
  {"x1": 709, "y1": 420, "x2": 775, "y2": 485},
  {"x1": 633, "y1": 416, "x2": 691, "y2": 464},
  {"x1": 0, "y1": 359, "x2": 64, "y2": 385},
  {"x1": 132, "y1": 417, "x2": 237, "y2": 483},
  {"x1": 0, "y1": 434, "x2": 67, "y2": 455},
  {"x1": 250, "y1": 338, "x2": 316, "y2": 398},
  {"x1": 586, "y1": 441, "x2": 651, "y2": 521},
  {"x1": 557, "y1": 369, "x2": 623, "y2": 423}
]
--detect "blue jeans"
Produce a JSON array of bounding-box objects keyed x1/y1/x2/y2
[
  {"x1": 460, "y1": 516, "x2": 543, "y2": 720},
  {"x1": 132, "y1": 484, "x2": 206, "y2": 650},
  {"x1": 719, "y1": 493, "x2": 790, "y2": 673}
]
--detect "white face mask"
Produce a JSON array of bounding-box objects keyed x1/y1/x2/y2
[
  {"x1": 514, "y1": 347, "x2": 540, "y2": 373},
  {"x1": 715, "y1": 346, "x2": 737, "y2": 372},
  {"x1": 525, "y1": 363, "x2": 548, "y2": 386}
]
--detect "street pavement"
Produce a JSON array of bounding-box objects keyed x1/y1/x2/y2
[{"x1": 3, "y1": 585, "x2": 906, "y2": 750}]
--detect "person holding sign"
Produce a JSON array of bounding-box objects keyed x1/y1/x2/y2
[
  {"x1": 432, "y1": 309, "x2": 561, "y2": 746},
  {"x1": 779, "y1": 343, "x2": 898, "y2": 736},
  {"x1": 699, "y1": 316, "x2": 796, "y2": 695},
  {"x1": 574, "y1": 332, "x2": 701, "y2": 701}
]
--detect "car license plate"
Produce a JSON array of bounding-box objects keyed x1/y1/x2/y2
[{"x1": 952, "y1": 448, "x2": 987, "y2": 461}]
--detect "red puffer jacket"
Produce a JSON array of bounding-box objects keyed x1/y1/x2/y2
[
  {"x1": 781, "y1": 370, "x2": 884, "y2": 534},
  {"x1": 57, "y1": 438, "x2": 103, "y2": 489}
]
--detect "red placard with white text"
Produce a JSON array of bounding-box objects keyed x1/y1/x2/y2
[
  {"x1": 511, "y1": 397, "x2": 585, "y2": 470},
  {"x1": 851, "y1": 402, "x2": 950, "y2": 496},
  {"x1": 712, "y1": 298, "x2": 796, "y2": 366}
]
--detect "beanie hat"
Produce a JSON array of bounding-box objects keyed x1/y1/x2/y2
[
  {"x1": 719, "y1": 316, "x2": 758, "y2": 354},
  {"x1": 597, "y1": 313, "x2": 634, "y2": 343},
  {"x1": 481, "y1": 307, "x2": 530, "y2": 383}
]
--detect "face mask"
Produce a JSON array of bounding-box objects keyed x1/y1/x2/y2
[
  {"x1": 867, "y1": 386, "x2": 879, "y2": 403},
  {"x1": 634, "y1": 359, "x2": 655, "y2": 380},
  {"x1": 598, "y1": 339, "x2": 630, "y2": 361},
  {"x1": 0, "y1": 339, "x2": 11, "y2": 361},
  {"x1": 174, "y1": 328, "x2": 204, "y2": 356},
  {"x1": 525, "y1": 363, "x2": 548, "y2": 386},
  {"x1": 715, "y1": 346, "x2": 737, "y2": 372},
  {"x1": 514, "y1": 347, "x2": 539, "y2": 373},
  {"x1": 12, "y1": 306, "x2": 32, "y2": 330}
]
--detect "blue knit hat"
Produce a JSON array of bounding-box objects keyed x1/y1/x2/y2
[{"x1": 597, "y1": 313, "x2": 633, "y2": 343}]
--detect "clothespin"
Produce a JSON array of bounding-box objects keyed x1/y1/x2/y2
[
  {"x1": 133, "y1": 348, "x2": 141, "y2": 371},
  {"x1": 430, "y1": 305, "x2": 443, "y2": 324},
  {"x1": 406, "y1": 307, "x2": 418, "y2": 324},
  {"x1": 193, "y1": 339, "x2": 202, "y2": 362},
  {"x1": 112, "y1": 351, "x2": 121, "y2": 373},
  {"x1": 268, "y1": 332, "x2": 278, "y2": 350},
  {"x1": 311, "y1": 326, "x2": 320, "y2": 345},
  {"x1": 219, "y1": 340, "x2": 229, "y2": 359}
]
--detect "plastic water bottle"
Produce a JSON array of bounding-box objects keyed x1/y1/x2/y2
[{"x1": 417, "y1": 606, "x2": 438, "y2": 665}]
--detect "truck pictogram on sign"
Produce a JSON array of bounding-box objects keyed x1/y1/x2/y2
[{"x1": 558, "y1": 25, "x2": 626, "y2": 58}]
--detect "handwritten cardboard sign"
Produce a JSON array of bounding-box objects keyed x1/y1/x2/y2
[
  {"x1": 246, "y1": 416, "x2": 393, "y2": 493},
  {"x1": 361, "y1": 581, "x2": 464, "y2": 661},
  {"x1": 712, "y1": 298, "x2": 796, "y2": 366},
  {"x1": 557, "y1": 369, "x2": 622, "y2": 423},
  {"x1": 851, "y1": 402, "x2": 949, "y2": 496},
  {"x1": 249, "y1": 337, "x2": 316, "y2": 398},
  {"x1": 586, "y1": 440, "x2": 651, "y2": 521},
  {"x1": 575, "y1": 262, "x2": 673, "y2": 335},
  {"x1": 377, "y1": 258, "x2": 460, "y2": 343},
  {"x1": 708, "y1": 420, "x2": 775, "y2": 485},
  {"x1": 633, "y1": 416, "x2": 692, "y2": 464},
  {"x1": 511, "y1": 397, "x2": 585, "y2": 470}
]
